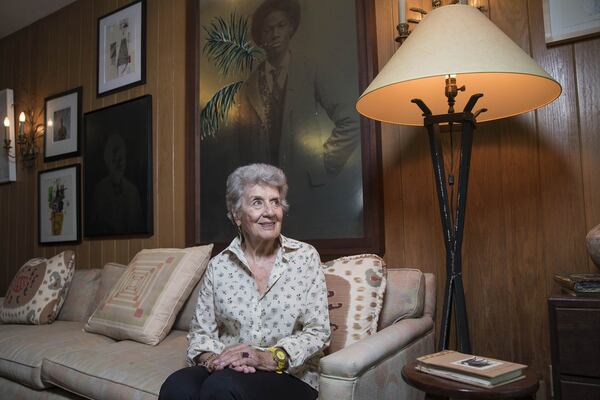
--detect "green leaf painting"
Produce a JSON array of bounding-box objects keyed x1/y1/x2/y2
[{"x1": 200, "y1": 13, "x2": 264, "y2": 139}]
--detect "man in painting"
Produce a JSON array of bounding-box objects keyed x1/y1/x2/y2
[
  {"x1": 55, "y1": 116, "x2": 68, "y2": 141},
  {"x1": 233, "y1": 0, "x2": 363, "y2": 239},
  {"x1": 89, "y1": 133, "x2": 142, "y2": 235}
]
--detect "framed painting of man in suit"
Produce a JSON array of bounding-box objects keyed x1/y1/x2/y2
[
  {"x1": 185, "y1": 0, "x2": 382, "y2": 258},
  {"x1": 83, "y1": 95, "x2": 153, "y2": 237}
]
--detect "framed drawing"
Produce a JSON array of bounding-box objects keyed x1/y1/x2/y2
[
  {"x1": 38, "y1": 164, "x2": 81, "y2": 245},
  {"x1": 185, "y1": 0, "x2": 382, "y2": 258},
  {"x1": 83, "y1": 95, "x2": 153, "y2": 237},
  {"x1": 44, "y1": 87, "x2": 82, "y2": 162},
  {"x1": 0, "y1": 88, "x2": 16, "y2": 183},
  {"x1": 543, "y1": 0, "x2": 600, "y2": 45},
  {"x1": 97, "y1": 0, "x2": 146, "y2": 96}
]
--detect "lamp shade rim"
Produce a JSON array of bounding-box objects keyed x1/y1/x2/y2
[{"x1": 356, "y1": 72, "x2": 562, "y2": 125}]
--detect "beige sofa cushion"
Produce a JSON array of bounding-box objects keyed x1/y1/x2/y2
[
  {"x1": 43, "y1": 331, "x2": 188, "y2": 399},
  {"x1": 378, "y1": 268, "x2": 425, "y2": 330},
  {"x1": 57, "y1": 269, "x2": 102, "y2": 322},
  {"x1": 0, "y1": 321, "x2": 115, "y2": 389},
  {"x1": 0, "y1": 251, "x2": 75, "y2": 325},
  {"x1": 323, "y1": 254, "x2": 387, "y2": 353},
  {"x1": 85, "y1": 245, "x2": 212, "y2": 345}
]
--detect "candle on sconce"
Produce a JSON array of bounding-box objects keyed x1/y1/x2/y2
[
  {"x1": 3, "y1": 116, "x2": 9, "y2": 144},
  {"x1": 398, "y1": 0, "x2": 406, "y2": 23},
  {"x1": 18, "y1": 111, "x2": 25, "y2": 139}
]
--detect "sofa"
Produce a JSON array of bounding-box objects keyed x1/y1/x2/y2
[{"x1": 0, "y1": 261, "x2": 435, "y2": 400}]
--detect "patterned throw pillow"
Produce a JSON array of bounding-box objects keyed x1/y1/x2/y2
[
  {"x1": 84, "y1": 244, "x2": 213, "y2": 345},
  {"x1": 0, "y1": 251, "x2": 76, "y2": 324},
  {"x1": 323, "y1": 254, "x2": 386, "y2": 353}
]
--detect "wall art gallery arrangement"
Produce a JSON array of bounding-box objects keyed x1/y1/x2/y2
[{"x1": 0, "y1": 0, "x2": 152, "y2": 245}]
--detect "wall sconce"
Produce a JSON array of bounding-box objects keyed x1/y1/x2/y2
[{"x1": 3, "y1": 108, "x2": 45, "y2": 168}]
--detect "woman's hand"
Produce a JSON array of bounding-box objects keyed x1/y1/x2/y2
[{"x1": 212, "y1": 344, "x2": 278, "y2": 373}]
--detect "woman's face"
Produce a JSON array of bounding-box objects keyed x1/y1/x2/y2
[{"x1": 235, "y1": 184, "x2": 283, "y2": 244}]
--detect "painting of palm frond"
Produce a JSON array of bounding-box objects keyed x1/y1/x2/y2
[{"x1": 198, "y1": 0, "x2": 366, "y2": 244}]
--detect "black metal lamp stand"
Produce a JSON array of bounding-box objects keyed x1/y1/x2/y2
[{"x1": 411, "y1": 79, "x2": 487, "y2": 353}]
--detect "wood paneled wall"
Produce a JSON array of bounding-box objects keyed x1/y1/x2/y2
[
  {"x1": 0, "y1": 0, "x2": 187, "y2": 289},
  {"x1": 377, "y1": 0, "x2": 600, "y2": 396},
  {"x1": 0, "y1": 0, "x2": 598, "y2": 398}
]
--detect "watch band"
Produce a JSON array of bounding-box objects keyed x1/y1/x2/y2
[{"x1": 267, "y1": 347, "x2": 287, "y2": 374}]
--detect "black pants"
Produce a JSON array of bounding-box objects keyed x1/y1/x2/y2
[{"x1": 159, "y1": 366, "x2": 318, "y2": 400}]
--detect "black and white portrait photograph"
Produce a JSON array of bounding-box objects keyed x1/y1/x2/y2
[
  {"x1": 83, "y1": 95, "x2": 152, "y2": 237},
  {"x1": 53, "y1": 108, "x2": 71, "y2": 141},
  {"x1": 196, "y1": 0, "x2": 376, "y2": 249},
  {"x1": 44, "y1": 86, "x2": 81, "y2": 162}
]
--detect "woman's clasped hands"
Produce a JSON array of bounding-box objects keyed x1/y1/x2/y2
[{"x1": 209, "y1": 344, "x2": 277, "y2": 374}]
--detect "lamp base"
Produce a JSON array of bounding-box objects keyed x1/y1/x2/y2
[{"x1": 412, "y1": 94, "x2": 485, "y2": 353}]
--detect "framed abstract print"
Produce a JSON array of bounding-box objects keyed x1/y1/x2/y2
[
  {"x1": 97, "y1": 0, "x2": 146, "y2": 96},
  {"x1": 38, "y1": 164, "x2": 81, "y2": 245}
]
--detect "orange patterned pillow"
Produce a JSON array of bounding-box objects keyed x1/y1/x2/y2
[
  {"x1": 0, "y1": 251, "x2": 75, "y2": 324},
  {"x1": 84, "y1": 245, "x2": 212, "y2": 345},
  {"x1": 323, "y1": 254, "x2": 386, "y2": 353}
]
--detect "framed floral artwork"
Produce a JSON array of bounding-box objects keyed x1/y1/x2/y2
[
  {"x1": 38, "y1": 164, "x2": 81, "y2": 245},
  {"x1": 44, "y1": 87, "x2": 82, "y2": 162},
  {"x1": 97, "y1": 0, "x2": 146, "y2": 96}
]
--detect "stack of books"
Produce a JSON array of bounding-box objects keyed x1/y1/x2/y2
[
  {"x1": 416, "y1": 350, "x2": 527, "y2": 388},
  {"x1": 554, "y1": 272, "x2": 600, "y2": 297}
]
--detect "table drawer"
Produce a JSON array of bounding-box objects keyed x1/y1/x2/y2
[
  {"x1": 560, "y1": 378, "x2": 600, "y2": 400},
  {"x1": 555, "y1": 307, "x2": 600, "y2": 378}
]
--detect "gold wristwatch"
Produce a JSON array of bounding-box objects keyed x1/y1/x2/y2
[{"x1": 267, "y1": 347, "x2": 287, "y2": 374}]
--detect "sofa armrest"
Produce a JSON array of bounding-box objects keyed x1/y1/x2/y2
[{"x1": 320, "y1": 315, "x2": 433, "y2": 378}]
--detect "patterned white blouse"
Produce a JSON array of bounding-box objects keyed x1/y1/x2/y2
[{"x1": 186, "y1": 234, "x2": 331, "y2": 390}]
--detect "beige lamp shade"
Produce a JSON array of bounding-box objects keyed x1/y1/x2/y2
[{"x1": 356, "y1": 4, "x2": 562, "y2": 126}]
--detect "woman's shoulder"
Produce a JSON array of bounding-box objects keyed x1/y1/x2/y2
[{"x1": 281, "y1": 235, "x2": 321, "y2": 263}]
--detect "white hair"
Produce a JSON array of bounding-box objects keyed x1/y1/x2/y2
[{"x1": 225, "y1": 163, "x2": 289, "y2": 223}]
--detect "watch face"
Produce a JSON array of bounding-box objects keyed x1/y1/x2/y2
[{"x1": 275, "y1": 350, "x2": 286, "y2": 361}]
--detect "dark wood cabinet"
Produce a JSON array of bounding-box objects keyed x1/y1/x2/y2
[{"x1": 548, "y1": 293, "x2": 600, "y2": 400}]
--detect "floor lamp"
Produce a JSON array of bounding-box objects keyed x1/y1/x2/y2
[{"x1": 356, "y1": 4, "x2": 561, "y2": 353}]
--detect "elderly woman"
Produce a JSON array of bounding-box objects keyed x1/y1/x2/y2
[{"x1": 159, "y1": 164, "x2": 331, "y2": 400}]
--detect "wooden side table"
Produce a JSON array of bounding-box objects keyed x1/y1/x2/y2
[{"x1": 401, "y1": 361, "x2": 538, "y2": 399}]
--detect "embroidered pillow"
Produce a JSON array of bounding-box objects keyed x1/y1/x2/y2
[
  {"x1": 323, "y1": 254, "x2": 386, "y2": 353},
  {"x1": 84, "y1": 244, "x2": 213, "y2": 345},
  {"x1": 0, "y1": 251, "x2": 76, "y2": 324}
]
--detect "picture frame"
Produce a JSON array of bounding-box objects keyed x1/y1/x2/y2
[
  {"x1": 542, "y1": 0, "x2": 600, "y2": 45},
  {"x1": 97, "y1": 0, "x2": 146, "y2": 96},
  {"x1": 38, "y1": 164, "x2": 81, "y2": 245},
  {"x1": 0, "y1": 88, "x2": 16, "y2": 183},
  {"x1": 83, "y1": 95, "x2": 153, "y2": 238},
  {"x1": 44, "y1": 87, "x2": 82, "y2": 162},
  {"x1": 185, "y1": 0, "x2": 382, "y2": 258}
]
